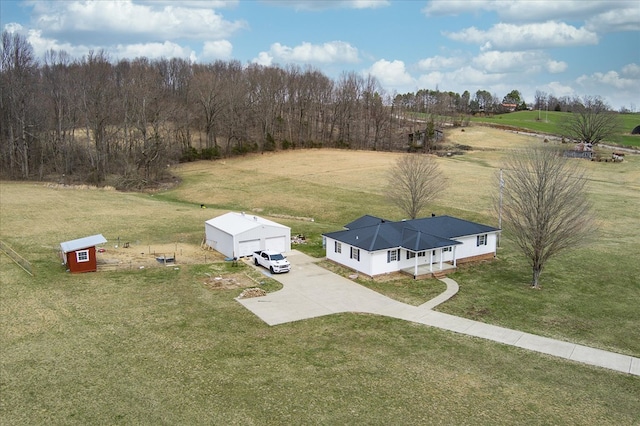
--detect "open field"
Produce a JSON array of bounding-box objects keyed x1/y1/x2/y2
[
  {"x1": 469, "y1": 110, "x2": 640, "y2": 148},
  {"x1": 1, "y1": 125, "x2": 639, "y2": 424}
]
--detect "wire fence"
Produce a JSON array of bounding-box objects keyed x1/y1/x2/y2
[{"x1": 0, "y1": 240, "x2": 34, "y2": 276}]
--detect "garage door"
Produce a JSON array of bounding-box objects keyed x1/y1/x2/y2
[
  {"x1": 238, "y1": 239, "x2": 260, "y2": 257},
  {"x1": 265, "y1": 236, "x2": 286, "y2": 253}
]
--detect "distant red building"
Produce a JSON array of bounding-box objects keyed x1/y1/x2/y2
[{"x1": 60, "y1": 234, "x2": 107, "y2": 273}]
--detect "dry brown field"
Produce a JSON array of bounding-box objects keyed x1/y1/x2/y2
[
  {"x1": 1, "y1": 125, "x2": 639, "y2": 425},
  {"x1": 172, "y1": 125, "x2": 639, "y2": 226}
]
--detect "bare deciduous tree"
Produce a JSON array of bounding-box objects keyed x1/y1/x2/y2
[
  {"x1": 561, "y1": 95, "x2": 623, "y2": 145},
  {"x1": 386, "y1": 154, "x2": 447, "y2": 219},
  {"x1": 499, "y1": 147, "x2": 596, "y2": 288}
]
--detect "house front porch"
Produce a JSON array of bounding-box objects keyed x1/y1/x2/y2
[{"x1": 401, "y1": 261, "x2": 457, "y2": 280}]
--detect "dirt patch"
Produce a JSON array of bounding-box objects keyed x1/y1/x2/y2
[
  {"x1": 96, "y1": 242, "x2": 224, "y2": 271},
  {"x1": 202, "y1": 273, "x2": 258, "y2": 290},
  {"x1": 237, "y1": 287, "x2": 267, "y2": 298}
]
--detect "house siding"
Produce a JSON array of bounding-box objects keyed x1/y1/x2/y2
[
  {"x1": 454, "y1": 233, "x2": 497, "y2": 261},
  {"x1": 370, "y1": 250, "x2": 399, "y2": 275},
  {"x1": 326, "y1": 238, "x2": 372, "y2": 274},
  {"x1": 324, "y1": 216, "x2": 499, "y2": 278}
]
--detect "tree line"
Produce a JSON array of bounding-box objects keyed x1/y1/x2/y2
[
  {"x1": 0, "y1": 30, "x2": 620, "y2": 189},
  {"x1": 2, "y1": 31, "x2": 410, "y2": 188}
]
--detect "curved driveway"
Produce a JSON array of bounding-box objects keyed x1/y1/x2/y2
[{"x1": 237, "y1": 251, "x2": 639, "y2": 376}]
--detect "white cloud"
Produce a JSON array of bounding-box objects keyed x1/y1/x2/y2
[
  {"x1": 472, "y1": 51, "x2": 548, "y2": 73},
  {"x1": 348, "y1": 0, "x2": 390, "y2": 9},
  {"x1": 546, "y1": 60, "x2": 567, "y2": 74},
  {"x1": 586, "y1": 7, "x2": 640, "y2": 32},
  {"x1": 255, "y1": 41, "x2": 359, "y2": 65},
  {"x1": 32, "y1": 0, "x2": 247, "y2": 43},
  {"x1": 621, "y1": 63, "x2": 640, "y2": 78},
  {"x1": 545, "y1": 81, "x2": 575, "y2": 98},
  {"x1": 447, "y1": 21, "x2": 598, "y2": 50},
  {"x1": 11, "y1": 25, "x2": 197, "y2": 62},
  {"x1": 262, "y1": 0, "x2": 389, "y2": 11},
  {"x1": 252, "y1": 51, "x2": 273, "y2": 66},
  {"x1": 576, "y1": 70, "x2": 640, "y2": 90},
  {"x1": 417, "y1": 55, "x2": 465, "y2": 71},
  {"x1": 365, "y1": 59, "x2": 414, "y2": 87},
  {"x1": 423, "y1": 0, "x2": 631, "y2": 24},
  {"x1": 411, "y1": 66, "x2": 508, "y2": 99},
  {"x1": 422, "y1": 0, "x2": 491, "y2": 17},
  {"x1": 23, "y1": 28, "x2": 90, "y2": 58},
  {"x1": 114, "y1": 41, "x2": 197, "y2": 61},
  {"x1": 201, "y1": 40, "x2": 233, "y2": 60},
  {"x1": 3, "y1": 22, "x2": 24, "y2": 33},
  {"x1": 138, "y1": 1, "x2": 238, "y2": 8}
]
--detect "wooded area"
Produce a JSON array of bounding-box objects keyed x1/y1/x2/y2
[
  {"x1": 0, "y1": 31, "x2": 406, "y2": 188},
  {"x1": 0, "y1": 30, "x2": 619, "y2": 189}
]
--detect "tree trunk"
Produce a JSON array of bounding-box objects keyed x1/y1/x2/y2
[{"x1": 532, "y1": 266, "x2": 542, "y2": 289}]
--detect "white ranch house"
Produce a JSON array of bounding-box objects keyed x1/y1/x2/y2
[
  {"x1": 205, "y1": 212, "x2": 291, "y2": 259},
  {"x1": 323, "y1": 215, "x2": 499, "y2": 278}
]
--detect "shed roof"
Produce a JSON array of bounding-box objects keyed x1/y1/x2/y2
[
  {"x1": 60, "y1": 234, "x2": 107, "y2": 253},
  {"x1": 205, "y1": 212, "x2": 290, "y2": 236}
]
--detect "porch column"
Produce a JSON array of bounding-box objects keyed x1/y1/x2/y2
[
  {"x1": 429, "y1": 250, "x2": 433, "y2": 272},
  {"x1": 453, "y1": 245, "x2": 457, "y2": 267},
  {"x1": 439, "y1": 248, "x2": 443, "y2": 269},
  {"x1": 414, "y1": 254, "x2": 418, "y2": 277}
]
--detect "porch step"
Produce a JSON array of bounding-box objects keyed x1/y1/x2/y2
[{"x1": 432, "y1": 269, "x2": 453, "y2": 279}]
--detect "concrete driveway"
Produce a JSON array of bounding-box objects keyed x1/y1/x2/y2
[
  {"x1": 237, "y1": 250, "x2": 640, "y2": 376},
  {"x1": 237, "y1": 250, "x2": 418, "y2": 325}
]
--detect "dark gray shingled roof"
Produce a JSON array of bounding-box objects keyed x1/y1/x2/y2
[
  {"x1": 324, "y1": 215, "x2": 499, "y2": 252},
  {"x1": 343, "y1": 214, "x2": 388, "y2": 230}
]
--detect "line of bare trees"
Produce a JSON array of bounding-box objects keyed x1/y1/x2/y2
[
  {"x1": 2, "y1": 31, "x2": 419, "y2": 188},
  {"x1": 1, "y1": 30, "x2": 621, "y2": 189}
]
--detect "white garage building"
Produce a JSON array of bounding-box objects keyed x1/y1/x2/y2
[{"x1": 205, "y1": 212, "x2": 291, "y2": 259}]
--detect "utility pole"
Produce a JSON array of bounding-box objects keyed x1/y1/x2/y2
[
  {"x1": 545, "y1": 101, "x2": 548, "y2": 123},
  {"x1": 498, "y1": 168, "x2": 504, "y2": 247}
]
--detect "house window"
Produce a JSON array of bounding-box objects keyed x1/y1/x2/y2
[
  {"x1": 387, "y1": 249, "x2": 399, "y2": 262},
  {"x1": 420, "y1": 251, "x2": 427, "y2": 257},
  {"x1": 477, "y1": 234, "x2": 487, "y2": 246},
  {"x1": 406, "y1": 251, "x2": 415, "y2": 259},
  {"x1": 443, "y1": 247, "x2": 452, "y2": 252},
  {"x1": 350, "y1": 247, "x2": 360, "y2": 261},
  {"x1": 335, "y1": 241, "x2": 342, "y2": 254},
  {"x1": 76, "y1": 250, "x2": 89, "y2": 263}
]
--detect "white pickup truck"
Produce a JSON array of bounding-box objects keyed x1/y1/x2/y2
[{"x1": 253, "y1": 250, "x2": 290, "y2": 274}]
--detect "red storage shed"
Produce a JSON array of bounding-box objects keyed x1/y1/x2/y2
[{"x1": 60, "y1": 234, "x2": 107, "y2": 273}]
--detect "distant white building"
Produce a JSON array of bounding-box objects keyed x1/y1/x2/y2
[{"x1": 205, "y1": 212, "x2": 291, "y2": 259}]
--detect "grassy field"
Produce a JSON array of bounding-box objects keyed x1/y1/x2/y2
[
  {"x1": 1, "y1": 126, "x2": 639, "y2": 424},
  {"x1": 469, "y1": 110, "x2": 640, "y2": 148}
]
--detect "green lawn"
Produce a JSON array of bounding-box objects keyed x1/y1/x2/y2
[
  {"x1": 2, "y1": 129, "x2": 639, "y2": 424},
  {"x1": 2, "y1": 261, "x2": 638, "y2": 425},
  {"x1": 469, "y1": 110, "x2": 640, "y2": 147}
]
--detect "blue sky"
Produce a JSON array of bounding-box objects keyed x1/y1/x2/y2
[{"x1": 2, "y1": 0, "x2": 639, "y2": 110}]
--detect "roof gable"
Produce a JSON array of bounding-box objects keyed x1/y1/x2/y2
[
  {"x1": 344, "y1": 215, "x2": 389, "y2": 230},
  {"x1": 60, "y1": 234, "x2": 107, "y2": 253}
]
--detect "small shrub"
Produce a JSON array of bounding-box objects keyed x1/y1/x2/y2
[
  {"x1": 180, "y1": 147, "x2": 200, "y2": 162},
  {"x1": 455, "y1": 144, "x2": 473, "y2": 151},
  {"x1": 200, "y1": 146, "x2": 220, "y2": 160},
  {"x1": 263, "y1": 133, "x2": 276, "y2": 152}
]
